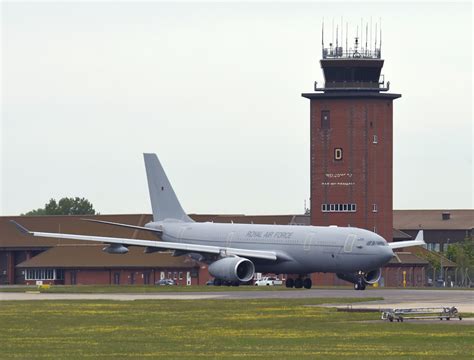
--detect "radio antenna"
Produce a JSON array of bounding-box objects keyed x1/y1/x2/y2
[
  {"x1": 365, "y1": 22, "x2": 368, "y2": 55},
  {"x1": 380, "y1": 18, "x2": 382, "y2": 56},
  {"x1": 375, "y1": 23, "x2": 378, "y2": 51},
  {"x1": 332, "y1": 18, "x2": 334, "y2": 45},
  {"x1": 322, "y1": 18, "x2": 324, "y2": 47},
  {"x1": 370, "y1": 17, "x2": 373, "y2": 53}
]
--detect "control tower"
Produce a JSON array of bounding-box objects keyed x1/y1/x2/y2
[{"x1": 302, "y1": 26, "x2": 401, "y2": 244}]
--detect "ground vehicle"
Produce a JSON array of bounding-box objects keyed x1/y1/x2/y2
[
  {"x1": 156, "y1": 278, "x2": 176, "y2": 286},
  {"x1": 254, "y1": 277, "x2": 283, "y2": 286}
]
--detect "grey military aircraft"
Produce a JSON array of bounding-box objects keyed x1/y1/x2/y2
[{"x1": 12, "y1": 153, "x2": 425, "y2": 290}]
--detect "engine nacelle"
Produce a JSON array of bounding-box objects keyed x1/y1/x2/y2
[
  {"x1": 363, "y1": 268, "x2": 382, "y2": 284},
  {"x1": 336, "y1": 268, "x2": 382, "y2": 285},
  {"x1": 103, "y1": 244, "x2": 129, "y2": 254},
  {"x1": 208, "y1": 257, "x2": 255, "y2": 282}
]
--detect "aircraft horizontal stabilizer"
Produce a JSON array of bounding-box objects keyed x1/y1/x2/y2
[{"x1": 389, "y1": 230, "x2": 425, "y2": 250}]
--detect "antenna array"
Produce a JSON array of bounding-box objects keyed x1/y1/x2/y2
[{"x1": 321, "y1": 18, "x2": 383, "y2": 59}]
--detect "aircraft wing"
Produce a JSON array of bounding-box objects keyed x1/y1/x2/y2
[
  {"x1": 10, "y1": 221, "x2": 277, "y2": 261},
  {"x1": 80, "y1": 218, "x2": 163, "y2": 235},
  {"x1": 389, "y1": 230, "x2": 426, "y2": 250}
]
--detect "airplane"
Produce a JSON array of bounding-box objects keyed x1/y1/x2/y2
[{"x1": 11, "y1": 153, "x2": 425, "y2": 290}]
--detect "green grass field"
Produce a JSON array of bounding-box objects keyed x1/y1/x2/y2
[{"x1": 0, "y1": 298, "x2": 472, "y2": 359}]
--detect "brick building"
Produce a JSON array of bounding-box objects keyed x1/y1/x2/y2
[
  {"x1": 1, "y1": 211, "x2": 471, "y2": 287},
  {"x1": 0, "y1": 214, "x2": 205, "y2": 286},
  {"x1": 393, "y1": 210, "x2": 473, "y2": 252}
]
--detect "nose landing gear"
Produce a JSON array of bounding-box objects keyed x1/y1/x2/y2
[{"x1": 354, "y1": 276, "x2": 366, "y2": 291}]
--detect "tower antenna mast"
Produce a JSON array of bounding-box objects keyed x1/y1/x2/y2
[
  {"x1": 365, "y1": 22, "x2": 368, "y2": 56},
  {"x1": 370, "y1": 17, "x2": 373, "y2": 53},
  {"x1": 380, "y1": 19, "x2": 382, "y2": 56},
  {"x1": 346, "y1": 22, "x2": 348, "y2": 54}
]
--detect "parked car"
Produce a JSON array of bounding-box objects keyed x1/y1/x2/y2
[
  {"x1": 254, "y1": 277, "x2": 283, "y2": 286},
  {"x1": 156, "y1": 278, "x2": 176, "y2": 286},
  {"x1": 205, "y1": 279, "x2": 215, "y2": 286}
]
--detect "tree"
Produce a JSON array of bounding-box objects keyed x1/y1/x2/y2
[
  {"x1": 22, "y1": 197, "x2": 97, "y2": 216},
  {"x1": 445, "y1": 236, "x2": 474, "y2": 286}
]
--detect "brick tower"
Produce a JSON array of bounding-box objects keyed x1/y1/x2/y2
[{"x1": 302, "y1": 28, "x2": 400, "y2": 243}]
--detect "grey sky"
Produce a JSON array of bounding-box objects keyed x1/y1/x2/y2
[{"x1": 1, "y1": 2, "x2": 472, "y2": 216}]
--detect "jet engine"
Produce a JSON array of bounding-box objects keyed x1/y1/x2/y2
[
  {"x1": 363, "y1": 268, "x2": 382, "y2": 284},
  {"x1": 208, "y1": 257, "x2": 255, "y2": 282},
  {"x1": 336, "y1": 268, "x2": 382, "y2": 285},
  {"x1": 103, "y1": 244, "x2": 129, "y2": 254}
]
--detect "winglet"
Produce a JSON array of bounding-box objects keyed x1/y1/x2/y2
[
  {"x1": 10, "y1": 220, "x2": 32, "y2": 235},
  {"x1": 389, "y1": 230, "x2": 426, "y2": 250},
  {"x1": 415, "y1": 230, "x2": 424, "y2": 243}
]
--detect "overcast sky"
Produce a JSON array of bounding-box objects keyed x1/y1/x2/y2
[{"x1": 1, "y1": 1, "x2": 472, "y2": 216}]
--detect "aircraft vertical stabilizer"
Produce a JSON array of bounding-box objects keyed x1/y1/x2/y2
[{"x1": 143, "y1": 153, "x2": 193, "y2": 222}]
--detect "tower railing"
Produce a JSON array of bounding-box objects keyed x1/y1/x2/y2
[{"x1": 322, "y1": 47, "x2": 381, "y2": 59}]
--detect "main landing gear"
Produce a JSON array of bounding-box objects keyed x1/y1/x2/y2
[
  {"x1": 286, "y1": 277, "x2": 312, "y2": 289},
  {"x1": 213, "y1": 278, "x2": 239, "y2": 287},
  {"x1": 354, "y1": 276, "x2": 366, "y2": 291}
]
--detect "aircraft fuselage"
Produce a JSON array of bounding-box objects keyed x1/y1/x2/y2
[{"x1": 149, "y1": 221, "x2": 394, "y2": 275}]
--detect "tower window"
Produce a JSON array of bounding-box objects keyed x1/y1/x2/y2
[
  {"x1": 372, "y1": 204, "x2": 378, "y2": 213},
  {"x1": 334, "y1": 148, "x2": 343, "y2": 161},
  {"x1": 321, "y1": 203, "x2": 357, "y2": 213},
  {"x1": 373, "y1": 135, "x2": 378, "y2": 144},
  {"x1": 321, "y1": 110, "x2": 330, "y2": 129}
]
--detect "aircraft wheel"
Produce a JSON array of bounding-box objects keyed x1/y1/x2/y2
[
  {"x1": 285, "y1": 278, "x2": 294, "y2": 288},
  {"x1": 213, "y1": 278, "x2": 222, "y2": 286},
  {"x1": 294, "y1": 278, "x2": 303, "y2": 289},
  {"x1": 303, "y1": 278, "x2": 312, "y2": 289},
  {"x1": 354, "y1": 283, "x2": 360, "y2": 290}
]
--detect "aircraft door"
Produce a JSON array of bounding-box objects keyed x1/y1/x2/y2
[
  {"x1": 226, "y1": 232, "x2": 235, "y2": 248},
  {"x1": 304, "y1": 232, "x2": 316, "y2": 251},
  {"x1": 344, "y1": 234, "x2": 357, "y2": 253}
]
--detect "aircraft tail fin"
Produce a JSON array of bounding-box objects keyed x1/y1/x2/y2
[{"x1": 143, "y1": 153, "x2": 193, "y2": 223}]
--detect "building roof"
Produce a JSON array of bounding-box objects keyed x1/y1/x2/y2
[
  {"x1": 392, "y1": 228, "x2": 412, "y2": 240},
  {"x1": 189, "y1": 214, "x2": 308, "y2": 225},
  {"x1": 408, "y1": 247, "x2": 458, "y2": 268},
  {"x1": 388, "y1": 252, "x2": 429, "y2": 266},
  {"x1": 0, "y1": 214, "x2": 154, "y2": 249},
  {"x1": 16, "y1": 245, "x2": 198, "y2": 269},
  {"x1": 2, "y1": 210, "x2": 471, "y2": 250},
  {"x1": 393, "y1": 210, "x2": 474, "y2": 230}
]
